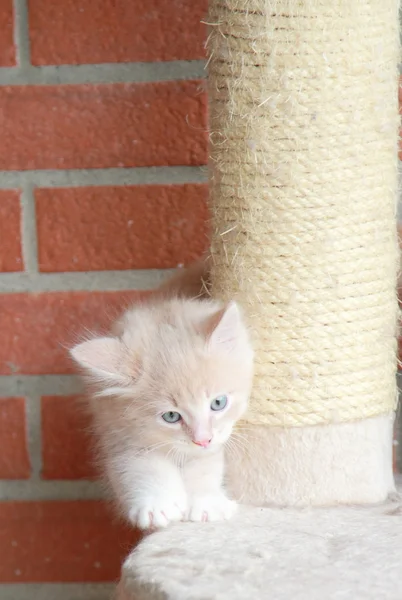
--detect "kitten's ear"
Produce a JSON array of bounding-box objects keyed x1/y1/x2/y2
[
  {"x1": 204, "y1": 302, "x2": 244, "y2": 354},
  {"x1": 70, "y1": 337, "x2": 128, "y2": 383}
]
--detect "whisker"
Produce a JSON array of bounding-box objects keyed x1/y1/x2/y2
[
  {"x1": 227, "y1": 433, "x2": 251, "y2": 458},
  {"x1": 224, "y1": 439, "x2": 238, "y2": 461},
  {"x1": 129, "y1": 441, "x2": 173, "y2": 460}
]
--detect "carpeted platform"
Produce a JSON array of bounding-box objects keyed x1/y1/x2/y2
[{"x1": 119, "y1": 480, "x2": 402, "y2": 600}]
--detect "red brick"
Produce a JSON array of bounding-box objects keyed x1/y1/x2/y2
[
  {"x1": 29, "y1": 0, "x2": 207, "y2": 65},
  {"x1": 0, "y1": 501, "x2": 140, "y2": 582},
  {"x1": 0, "y1": 82, "x2": 207, "y2": 170},
  {"x1": 0, "y1": 1, "x2": 15, "y2": 66},
  {"x1": 0, "y1": 291, "x2": 142, "y2": 375},
  {"x1": 36, "y1": 184, "x2": 209, "y2": 272},
  {"x1": 0, "y1": 398, "x2": 30, "y2": 479},
  {"x1": 41, "y1": 395, "x2": 97, "y2": 480},
  {"x1": 0, "y1": 190, "x2": 23, "y2": 272}
]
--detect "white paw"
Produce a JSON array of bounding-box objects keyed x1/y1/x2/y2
[
  {"x1": 129, "y1": 498, "x2": 187, "y2": 530},
  {"x1": 188, "y1": 495, "x2": 237, "y2": 522}
]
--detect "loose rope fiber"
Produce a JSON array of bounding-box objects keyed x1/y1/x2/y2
[{"x1": 207, "y1": 0, "x2": 400, "y2": 427}]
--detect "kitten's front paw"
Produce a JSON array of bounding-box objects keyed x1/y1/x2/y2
[
  {"x1": 188, "y1": 494, "x2": 237, "y2": 523},
  {"x1": 129, "y1": 498, "x2": 187, "y2": 530}
]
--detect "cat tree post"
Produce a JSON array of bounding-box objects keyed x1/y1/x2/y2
[
  {"x1": 118, "y1": 1, "x2": 402, "y2": 598},
  {"x1": 208, "y1": 0, "x2": 400, "y2": 505}
]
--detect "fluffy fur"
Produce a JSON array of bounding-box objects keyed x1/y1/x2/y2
[{"x1": 70, "y1": 265, "x2": 253, "y2": 530}]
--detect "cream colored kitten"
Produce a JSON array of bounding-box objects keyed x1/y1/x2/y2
[{"x1": 70, "y1": 267, "x2": 253, "y2": 530}]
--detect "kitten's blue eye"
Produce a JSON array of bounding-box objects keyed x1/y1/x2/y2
[
  {"x1": 210, "y1": 395, "x2": 228, "y2": 411},
  {"x1": 162, "y1": 411, "x2": 181, "y2": 423}
]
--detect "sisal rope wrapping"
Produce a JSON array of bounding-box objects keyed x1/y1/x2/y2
[{"x1": 207, "y1": 0, "x2": 400, "y2": 427}]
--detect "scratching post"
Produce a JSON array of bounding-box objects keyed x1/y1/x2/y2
[
  {"x1": 118, "y1": 2, "x2": 401, "y2": 598},
  {"x1": 209, "y1": 0, "x2": 400, "y2": 505}
]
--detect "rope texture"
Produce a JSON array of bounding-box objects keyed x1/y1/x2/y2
[{"x1": 207, "y1": 0, "x2": 400, "y2": 427}]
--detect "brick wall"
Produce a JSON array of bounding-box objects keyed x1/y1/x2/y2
[
  {"x1": 0, "y1": 2, "x2": 401, "y2": 599},
  {"x1": 0, "y1": 0, "x2": 207, "y2": 598}
]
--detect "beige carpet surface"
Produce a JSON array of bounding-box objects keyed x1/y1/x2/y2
[{"x1": 121, "y1": 482, "x2": 402, "y2": 600}]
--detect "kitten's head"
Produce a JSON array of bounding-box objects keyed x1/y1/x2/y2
[{"x1": 70, "y1": 298, "x2": 253, "y2": 457}]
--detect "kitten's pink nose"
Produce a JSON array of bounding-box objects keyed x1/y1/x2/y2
[{"x1": 193, "y1": 438, "x2": 211, "y2": 448}]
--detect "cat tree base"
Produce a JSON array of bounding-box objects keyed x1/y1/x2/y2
[
  {"x1": 226, "y1": 414, "x2": 395, "y2": 506},
  {"x1": 118, "y1": 481, "x2": 402, "y2": 600}
]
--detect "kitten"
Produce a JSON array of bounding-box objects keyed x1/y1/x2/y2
[{"x1": 70, "y1": 266, "x2": 253, "y2": 530}]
